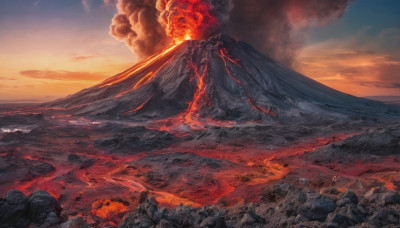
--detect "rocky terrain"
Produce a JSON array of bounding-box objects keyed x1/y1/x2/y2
[
  {"x1": 119, "y1": 183, "x2": 400, "y2": 228},
  {"x1": 2, "y1": 183, "x2": 400, "y2": 227}
]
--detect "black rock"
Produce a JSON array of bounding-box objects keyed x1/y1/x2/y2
[
  {"x1": 27, "y1": 190, "x2": 62, "y2": 225},
  {"x1": 0, "y1": 189, "x2": 63, "y2": 227},
  {"x1": 60, "y1": 216, "x2": 89, "y2": 228},
  {"x1": 79, "y1": 159, "x2": 96, "y2": 169},
  {"x1": 28, "y1": 162, "x2": 55, "y2": 179},
  {"x1": 383, "y1": 191, "x2": 400, "y2": 205},
  {"x1": 67, "y1": 154, "x2": 81, "y2": 161},
  {"x1": 337, "y1": 191, "x2": 358, "y2": 207},
  {"x1": 0, "y1": 190, "x2": 29, "y2": 227},
  {"x1": 94, "y1": 127, "x2": 179, "y2": 154},
  {"x1": 299, "y1": 195, "x2": 336, "y2": 221},
  {"x1": 368, "y1": 208, "x2": 400, "y2": 227},
  {"x1": 327, "y1": 206, "x2": 366, "y2": 228}
]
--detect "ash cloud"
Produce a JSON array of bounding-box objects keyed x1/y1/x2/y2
[
  {"x1": 109, "y1": 0, "x2": 353, "y2": 64},
  {"x1": 110, "y1": 0, "x2": 171, "y2": 59},
  {"x1": 228, "y1": 0, "x2": 353, "y2": 65}
]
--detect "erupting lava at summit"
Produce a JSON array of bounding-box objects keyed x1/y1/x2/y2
[{"x1": 157, "y1": 0, "x2": 219, "y2": 44}]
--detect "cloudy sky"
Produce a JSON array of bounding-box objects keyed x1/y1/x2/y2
[{"x1": 0, "y1": 0, "x2": 399, "y2": 102}]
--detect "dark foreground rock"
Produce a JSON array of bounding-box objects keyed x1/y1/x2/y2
[
  {"x1": 0, "y1": 189, "x2": 89, "y2": 228},
  {"x1": 119, "y1": 184, "x2": 400, "y2": 228},
  {"x1": 0, "y1": 190, "x2": 61, "y2": 227},
  {"x1": 59, "y1": 217, "x2": 89, "y2": 228},
  {"x1": 2, "y1": 184, "x2": 400, "y2": 227}
]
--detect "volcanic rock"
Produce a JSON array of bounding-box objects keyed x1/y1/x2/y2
[
  {"x1": 363, "y1": 187, "x2": 400, "y2": 206},
  {"x1": 301, "y1": 123, "x2": 400, "y2": 166},
  {"x1": 59, "y1": 217, "x2": 89, "y2": 228},
  {"x1": 337, "y1": 191, "x2": 358, "y2": 207},
  {"x1": 94, "y1": 126, "x2": 178, "y2": 153},
  {"x1": 367, "y1": 208, "x2": 400, "y2": 227},
  {"x1": 336, "y1": 124, "x2": 400, "y2": 155},
  {"x1": 0, "y1": 190, "x2": 29, "y2": 227},
  {"x1": 327, "y1": 204, "x2": 366, "y2": 227},
  {"x1": 0, "y1": 113, "x2": 44, "y2": 127},
  {"x1": 383, "y1": 191, "x2": 400, "y2": 205},
  {"x1": 28, "y1": 190, "x2": 62, "y2": 225},
  {"x1": 299, "y1": 194, "x2": 336, "y2": 221},
  {"x1": 0, "y1": 189, "x2": 62, "y2": 227},
  {"x1": 28, "y1": 162, "x2": 55, "y2": 178}
]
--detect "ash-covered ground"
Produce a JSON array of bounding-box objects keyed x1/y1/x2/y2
[{"x1": 0, "y1": 104, "x2": 399, "y2": 228}]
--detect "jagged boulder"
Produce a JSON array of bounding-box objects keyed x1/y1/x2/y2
[
  {"x1": 299, "y1": 194, "x2": 336, "y2": 221},
  {"x1": 0, "y1": 189, "x2": 62, "y2": 227},
  {"x1": 0, "y1": 190, "x2": 30, "y2": 227},
  {"x1": 28, "y1": 190, "x2": 62, "y2": 225},
  {"x1": 59, "y1": 217, "x2": 89, "y2": 228}
]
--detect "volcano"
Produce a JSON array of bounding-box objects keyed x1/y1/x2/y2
[
  {"x1": 2, "y1": 35, "x2": 400, "y2": 228},
  {"x1": 45, "y1": 34, "x2": 398, "y2": 125}
]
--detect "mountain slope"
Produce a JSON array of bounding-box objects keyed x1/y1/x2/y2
[{"x1": 44, "y1": 34, "x2": 399, "y2": 123}]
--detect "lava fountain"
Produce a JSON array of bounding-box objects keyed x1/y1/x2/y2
[{"x1": 157, "y1": 0, "x2": 220, "y2": 44}]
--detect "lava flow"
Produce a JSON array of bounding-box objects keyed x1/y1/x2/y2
[
  {"x1": 122, "y1": 96, "x2": 153, "y2": 115},
  {"x1": 183, "y1": 58, "x2": 210, "y2": 127},
  {"x1": 219, "y1": 49, "x2": 275, "y2": 116},
  {"x1": 101, "y1": 44, "x2": 180, "y2": 89}
]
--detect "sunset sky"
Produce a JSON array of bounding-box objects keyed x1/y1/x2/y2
[{"x1": 0, "y1": 0, "x2": 399, "y2": 102}]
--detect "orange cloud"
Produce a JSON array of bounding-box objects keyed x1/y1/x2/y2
[
  {"x1": 294, "y1": 28, "x2": 400, "y2": 97},
  {"x1": 0, "y1": 77, "x2": 16, "y2": 81},
  {"x1": 71, "y1": 55, "x2": 100, "y2": 61},
  {"x1": 20, "y1": 70, "x2": 107, "y2": 81}
]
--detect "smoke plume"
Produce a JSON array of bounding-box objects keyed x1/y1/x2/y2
[
  {"x1": 228, "y1": 0, "x2": 354, "y2": 65},
  {"x1": 110, "y1": 0, "x2": 171, "y2": 59},
  {"x1": 109, "y1": 0, "x2": 353, "y2": 63}
]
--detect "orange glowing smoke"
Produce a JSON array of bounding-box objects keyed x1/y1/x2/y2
[{"x1": 157, "y1": 0, "x2": 219, "y2": 44}]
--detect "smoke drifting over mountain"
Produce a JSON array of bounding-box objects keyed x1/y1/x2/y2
[
  {"x1": 110, "y1": 0, "x2": 170, "y2": 58},
  {"x1": 109, "y1": 0, "x2": 353, "y2": 63},
  {"x1": 228, "y1": 0, "x2": 354, "y2": 65}
]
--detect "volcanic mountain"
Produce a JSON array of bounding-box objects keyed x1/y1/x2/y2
[{"x1": 45, "y1": 34, "x2": 398, "y2": 125}]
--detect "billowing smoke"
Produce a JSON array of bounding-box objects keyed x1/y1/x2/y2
[
  {"x1": 110, "y1": 0, "x2": 171, "y2": 59},
  {"x1": 156, "y1": 0, "x2": 232, "y2": 43},
  {"x1": 109, "y1": 0, "x2": 353, "y2": 63},
  {"x1": 228, "y1": 0, "x2": 354, "y2": 65}
]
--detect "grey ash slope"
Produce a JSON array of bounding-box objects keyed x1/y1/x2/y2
[{"x1": 44, "y1": 34, "x2": 399, "y2": 122}]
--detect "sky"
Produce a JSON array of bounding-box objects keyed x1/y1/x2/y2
[{"x1": 0, "y1": 0, "x2": 399, "y2": 102}]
